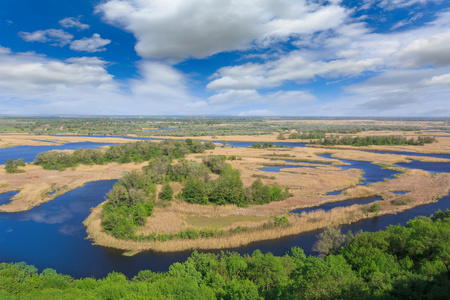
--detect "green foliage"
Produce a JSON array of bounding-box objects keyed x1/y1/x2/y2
[
  {"x1": 313, "y1": 226, "x2": 347, "y2": 256},
  {"x1": 202, "y1": 155, "x2": 227, "y2": 174},
  {"x1": 102, "y1": 170, "x2": 156, "y2": 238},
  {"x1": 1, "y1": 210, "x2": 450, "y2": 299},
  {"x1": 33, "y1": 139, "x2": 211, "y2": 170},
  {"x1": 181, "y1": 176, "x2": 208, "y2": 204},
  {"x1": 209, "y1": 164, "x2": 245, "y2": 206},
  {"x1": 5, "y1": 158, "x2": 26, "y2": 173},
  {"x1": 314, "y1": 135, "x2": 436, "y2": 146},
  {"x1": 159, "y1": 183, "x2": 174, "y2": 201}
]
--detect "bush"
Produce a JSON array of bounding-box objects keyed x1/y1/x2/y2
[{"x1": 159, "y1": 183, "x2": 174, "y2": 201}]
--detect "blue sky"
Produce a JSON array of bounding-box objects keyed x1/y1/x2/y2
[{"x1": 0, "y1": 0, "x2": 449, "y2": 116}]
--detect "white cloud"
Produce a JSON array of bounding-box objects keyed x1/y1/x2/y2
[
  {"x1": 96, "y1": 0, "x2": 350, "y2": 60},
  {"x1": 0, "y1": 47, "x2": 202, "y2": 115},
  {"x1": 395, "y1": 31, "x2": 450, "y2": 67},
  {"x1": 422, "y1": 73, "x2": 450, "y2": 86},
  {"x1": 19, "y1": 29, "x2": 73, "y2": 46},
  {"x1": 0, "y1": 52, "x2": 113, "y2": 95},
  {"x1": 204, "y1": 89, "x2": 317, "y2": 115},
  {"x1": 69, "y1": 34, "x2": 111, "y2": 52},
  {"x1": 361, "y1": 0, "x2": 442, "y2": 10},
  {"x1": 317, "y1": 68, "x2": 450, "y2": 117},
  {"x1": 207, "y1": 53, "x2": 383, "y2": 90},
  {"x1": 59, "y1": 17, "x2": 90, "y2": 30}
]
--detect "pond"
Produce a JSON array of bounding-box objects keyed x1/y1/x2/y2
[{"x1": 0, "y1": 142, "x2": 119, "y2": 165}]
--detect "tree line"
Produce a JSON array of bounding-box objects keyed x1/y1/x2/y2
[
  {"x1": 1, "y1": 210, "x2": 448, "y2": 299},
  {"x1": 33, "y1": 139, "x2": 215, "y2": 170},
  {"x1": 313, "y1": 135, "x2": 436, "y2": 146}
]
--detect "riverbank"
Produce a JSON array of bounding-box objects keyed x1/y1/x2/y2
[{"x1": 0, "y1": 162, "x2": 146, "y2": 212}]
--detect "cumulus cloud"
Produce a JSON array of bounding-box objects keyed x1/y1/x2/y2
[
  {"x1": 422, "y1": 73, "x2": 450, "y2": 86},
  {"x1": 395, "y1": 31, "x2": 450, "y2": 67},
  {"x1": 0, "y1": 52, "x2": 113, "y2": 94},
  {"x1": 96, "y1": 0, "x2": 350, "y2": 60},
  {"x1": 207, "y1": 53, "x2": 383, "y2": 90},
  {"x1": 59, "y1": 17, "x2": 90, "y2": 30},
  {"x1": 0, "y1": 46, "x2": 204, "y2": 115},
  {"x1": 69, "y1": 34, "x2": 111, "y2": 52},
  {"x1": 19, "y1": 29, "x2": 73, "y2": 46}
]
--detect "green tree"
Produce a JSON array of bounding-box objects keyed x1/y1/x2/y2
[{"x1": 159, "y1": 183, "x2": 174, "y2": 201}]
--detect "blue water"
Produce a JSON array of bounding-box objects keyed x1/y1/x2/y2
[
  {"x1": 0, "y1": 191, "x2": 19, "y2": 206},
  {"x1": 317, "y1": 154, "x2": 401, "y2": 186},
  {"x1": 291, "y1": 196, "x2": 382, "y2": 215},
  {"x1": 363, "y1": 150, "x2": 450, "y2": 160},
  {"x1": 261, "y1": 159, "x2": 332, "y2": 172},
  {"x1": 395, "y1": 160, "x2": 450, "y2": 174},
  {"x1": 260, "y1": 165, "x2": 310, "y2": 172},
  {"x1": 392, "y1": 191, "x2": 408, "y2": 194},
  {"x1": 0, "y1": 142, "x2": 118, "y2": 165},
  {"x1": 327, "y1": 190, "x2": 342, "y2": 196}
]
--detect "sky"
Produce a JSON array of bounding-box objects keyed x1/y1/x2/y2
[{"x1": 0, "y1": 0, "x2": 449, "y2": 117}]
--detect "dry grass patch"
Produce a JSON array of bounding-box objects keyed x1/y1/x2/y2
[
  {"x1": 185, "y1": 215, "x2": 271, "y2": 230},
  {"x1": 0, "y1": 161, "x2": 147, "y2": 212},
  {"x1": 343, "y1": 186, "x2": 377, "y2": 198}
]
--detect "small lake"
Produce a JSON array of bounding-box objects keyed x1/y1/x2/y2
[{"x1": 0, "y1": 142, "x2": 119, "y2": 165}]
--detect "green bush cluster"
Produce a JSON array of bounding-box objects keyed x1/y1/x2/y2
[
  {"x1": 180, "y1": 166, "x2": 290, "y2": 207},
  {"x1": 4, "y1": 158, "x2": 26, "y2": 173},
  {"x1": 313, "y1": 135, "x2": 436, "y2": 146},
  {"x1": 250, "y1": 142, "x2": 287, "y2": 148},
  {"x1": 1, "y1": 210, "x2": 449, "y2": 299},
  {"x1": 101, "y1": 170, "x2": 156, "y2": 239},
  {"x1": 34, "y1": 139, "x2": 214, "y2": 171}
]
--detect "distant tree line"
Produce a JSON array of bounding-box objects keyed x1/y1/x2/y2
[
  {"x1": 1, "y1": 210, "x2": 449, "y2": 299},
  {"x1": 250, "y1": 142, "x2": 288, "y2": 148},
  {"x1": 313, "y1": 135, "x2": 436, "y2": 146},
  {"x1": 33, "y1": 139, "x2": 215, "y2": 171},
  {"x1": 288, "y1": 130, "x2": 327, "y2": 139}
]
